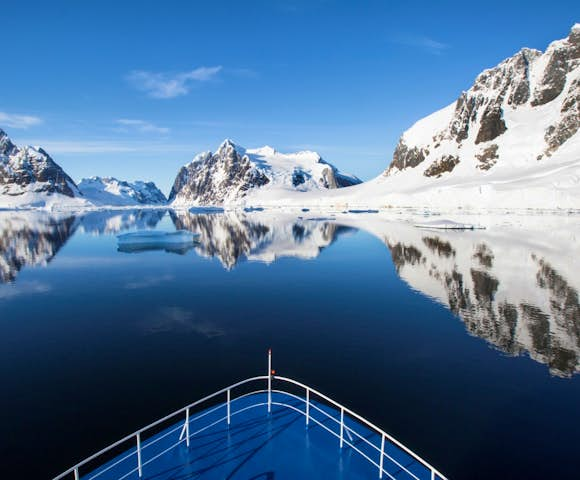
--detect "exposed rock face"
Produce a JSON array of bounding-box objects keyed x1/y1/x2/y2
[
  {"x1": 169, "y1": 140, "x2": 361, "y2": 206},
  {"x1": 475, "y1": 104, "x2": 507, "y2": 144},
  {"x1": 0, "y1": 128, "x2": 80, "y2": 198},
  {"x1": 423, "y1": 155, "x2": 460, "y2": 178},
  {"x1": 476, "y1": 144, "x2": 499, "y2": 170},
  {"x1": 543, "y1": 77, "x2": 580, "y2": 157},
  {"x1": 0, "y1": 130, "x2": 17, "y2": 157},
  {"x1": 531, "y1": 49, "x2": 569, "y2": 106},
  {"x1": 444, "y1": 47, "x2": 541, "y2": 148},
  {"x1": 383, "y1": 25, "x2": 580, "y2": 187},
  {"x1": 531, "y1": 25, "x2": 579, "y2": 106},
  {"x1": 387, "y1": 140, "x2": 429, "y2": 172},
  {"x1": 169, "y1": 141, "x2": 270, "y2": 206},
  {"x1": 78, "y1": 177, "x2": 167, "y2": 206}
]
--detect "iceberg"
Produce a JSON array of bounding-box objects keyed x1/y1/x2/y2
[
  {"x1": 414, "y1": 219, "x2": 485, "y2": 230},
  {"x1": 117, "y1": 230, "x2": 199, "y2": 254}
]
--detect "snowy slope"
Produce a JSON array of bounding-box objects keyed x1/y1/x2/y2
[
  {"x1": 369, "y1": 24, "x2": 580, "y2": 208},
  {"x1": 231, "y1": 25, "x2": 580, "y2": 210},
  {"x1": 169, "y1": 139, "x2": 360, "y2": 206},
  {"x1": 371, "y1": 24, "x2": 580, "y2": 208},
  {"x1": 78, "y1": 176, "x2": 167, "y2": 206}
]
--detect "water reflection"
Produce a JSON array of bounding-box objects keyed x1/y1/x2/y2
[
  {"x1": 0, "y1": 211, "x2": 77, "y2": 283},
  {"x1": 79, "y1": 209, "x2": 167, "y2": 234},
  {"x1": 378, "y1": 223, "x2": 580, "y2": 377},
  {"x1": 117, "y1": 242, "x2": 195, "y2": 255},
  {"x1": 0, "y1": 209, "x2": 578, "y2": 376},
  {"x1": 170, "y1": 210, "x2": 353, "y2": 269}
]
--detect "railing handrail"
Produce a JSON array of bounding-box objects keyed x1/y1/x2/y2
[
  {"x1": 274, "y1": 375, "x2": 447, "y2": 479},
  {"x1": 53, "y1": 375, "x2": 268, "y2": 480},
  {"x1": 53, "y1": 359, "x2": 447, "y2": 480}
]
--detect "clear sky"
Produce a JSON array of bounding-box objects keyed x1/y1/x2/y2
[{"x1": 2, "y1": 0, "x2": 578, "y2": 193}]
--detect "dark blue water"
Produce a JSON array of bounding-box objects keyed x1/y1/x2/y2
[{"x1": 0, "y1": 209, "x2": 578, "y2": 479}]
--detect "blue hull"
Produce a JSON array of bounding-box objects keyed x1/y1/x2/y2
[{"x1": 85, "y1": 392, "x2": 433, "y2": 480}]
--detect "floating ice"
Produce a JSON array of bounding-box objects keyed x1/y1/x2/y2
[
  {"x1": 117, "y1": 230, "x2": 199, "y2": 253},
  {"x1": 414, "y1": 219, "x2": 485, "y2": 230}
]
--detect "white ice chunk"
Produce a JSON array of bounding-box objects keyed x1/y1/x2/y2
[{"x1": 117, "y1": 230, "x2": 199, "y2": 246}]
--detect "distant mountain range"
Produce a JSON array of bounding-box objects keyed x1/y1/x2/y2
[
  {"x1": 78, "y1": 177, "x2": 166, "y2": 206},
  {"x1": 168, "y1": 139, "x2": 361, "y2": 206},
  {"x1": 1, "y1": 24, "x2": 578, "y2": 210}
]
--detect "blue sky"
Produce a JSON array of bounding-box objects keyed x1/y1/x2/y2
[{"x1": 2, "y1": 0, "x2": 578, "y2": 193}]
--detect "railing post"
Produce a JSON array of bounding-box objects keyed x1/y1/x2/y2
[
  {"x1": 379, "y1": 433, "x2": 385, "y2": 478},
  {"x1": 267, "y1": 348, "x2": 272, "y2": 414},
  {"x1": 185, "y1": 407, "x2": 190, "y2": 447},
  {"x1": 227, "y1": 388, "x2": 231, "y2": 425},
  {"x1": 339, "y1": 407, "x2": 344, "y2": 448},
  {"x1": 305, "y1": 387, "x2": 310, "y2": 427},
  {"x1": 136, "y1": 433, "x2": 142, "y2": 478},
  {"x1": 74, "y1": 468, "x2": 79, "y2": 480}
]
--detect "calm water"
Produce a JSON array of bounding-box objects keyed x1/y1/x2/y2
[{"x1": 0, "y1": 209, "x2": 578, "y2": 479}]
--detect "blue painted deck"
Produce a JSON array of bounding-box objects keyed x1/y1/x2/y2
[{"x1": 84, "y1": 392, "x2": 434, "y2": 480}]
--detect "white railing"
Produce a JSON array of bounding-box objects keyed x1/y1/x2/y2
[{"x1": 53, "y1": 350, "x2": 447, "y2": 480}]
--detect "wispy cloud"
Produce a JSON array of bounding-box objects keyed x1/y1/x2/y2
[
  {"x1": 16, "y1": 139, "x2": 197, "y2": 154},
  {"x1": 125, "y1": 274, "x2": 174, "y2": 289},
  {"x1": 141, "y1": 306, "x2": 226, "y2": 337},
  {"x1": 115, "y1": 118, "x2": 169, "y2": 135},
  {"x1": 0, "y1": 111, "x2": 43, "y2": 129},
  {"x1": 19, "y1": 141, "x2": 138, "y2": 154},
  {"x1": 49, "y1": 256, "x2": 138, "y2": 267},
  {"x1": 226, "y1": 67, "x2": 259, "y2": 79},
  {"x1": 126, "y1": 67, "x2": 222, "y2": 99},
  {"x1": 392, "y1": 34, "x2": 449, "y2": 55},
  {"x1": 0, "y1": 281, "x2": 51, "y2": 300}
]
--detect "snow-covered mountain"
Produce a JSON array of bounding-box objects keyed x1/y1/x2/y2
[
  {"x1": 376, "y1": 24, "x2": 580, "y2": 208},
  {"x1": 168, "y1": 139, "x2": 360, "y2": 206},
  {"x1": 78, "y1": 176, "x2": 167, "y2": 206},
  {"x1": 243, "y1": 25, "x2": 580, "y2": 210},
  {"x1": 0, "y1": 128, "x2": 85, "y2": 208}
]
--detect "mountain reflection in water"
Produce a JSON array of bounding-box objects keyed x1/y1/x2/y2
[
  {"x1": 0, "y1": 209, "x2": 578, "y2": 377},
  {"x1": 0, "y1": 212, "x2": 77, "y2": 283},
  {"x1": 171, "y1": 210, "x2": 354, "y2": 269},
  {"x1": 377, "y1": 221, "x2": 580, "y2": 378}
]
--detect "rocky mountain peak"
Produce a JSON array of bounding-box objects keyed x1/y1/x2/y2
[
  {"x1": 531, "y1": 25, "x2": 579, "y2": 107},
  {"x1": 0, "y1": 128, "x2": 80, "y2": 200},
  {"x1": 216, "y1": 138, "x2": 243, "y2": 157},
  {"x1": 168, "y1": 141, "x2": 361, "y2": 206},
  {"x1": 0, "y1": 128, "x2": 17, "y2": 157},
  {"x1": 383, "y1": 24, "x2": 580, "y2": 186}
]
